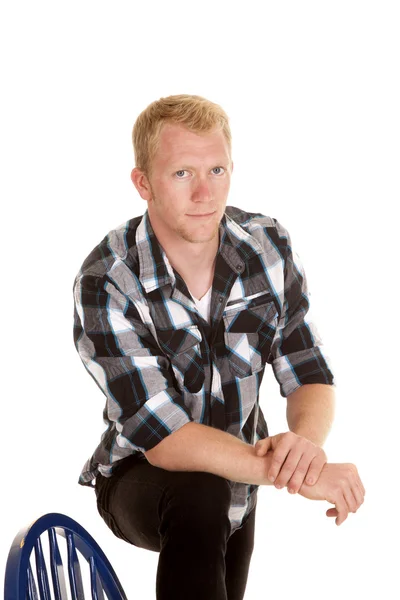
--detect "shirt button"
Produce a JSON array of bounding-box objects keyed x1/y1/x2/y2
[
  {"x1": 219, "y1": 297, "x2": 223, "y2": 303},
  {"x1": 237, "y1": 264, "x2": 243, "y2": 271}
]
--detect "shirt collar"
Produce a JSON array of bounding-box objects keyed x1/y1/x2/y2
[{"x1": 136, "y1": 207, "x2": 264, "y2": 294}]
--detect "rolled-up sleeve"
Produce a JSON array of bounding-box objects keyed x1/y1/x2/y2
[
  {"x1": 73, "y1": 273, "x2": 193, "y2": 453},
  {"x1": 269, "y1": 220, "x2": 336, "y2": 397}
]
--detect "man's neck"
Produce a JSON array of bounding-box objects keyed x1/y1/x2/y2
[
  {"x1": 166, "y1": 243, "x2": 218, "y2": 295},
  {"x1": 163, "y1": 238, "x2": 219, "y2": 301},
  {"x1": 148, "y1": 212, "x2": 220, "y2": 279}
]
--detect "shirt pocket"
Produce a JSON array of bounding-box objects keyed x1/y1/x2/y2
[
  {"x1": 157, "y1": 325, "x2": 205, "y2": 393},
  {"x1": 223, "y1": 293, "x2": 279, "y2": 379}
]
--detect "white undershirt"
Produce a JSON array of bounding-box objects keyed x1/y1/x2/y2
[{"x1": 189, "y1": 285, "x2": 212, "y2": 324}]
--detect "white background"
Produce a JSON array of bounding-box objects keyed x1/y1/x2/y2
[{"x1": 1, "y1": 1, "x2": 399, "y2": 598}]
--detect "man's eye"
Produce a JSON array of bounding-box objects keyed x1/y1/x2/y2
[{"x1": 175, "y1": 167, "x2": 225, "y2": 178}]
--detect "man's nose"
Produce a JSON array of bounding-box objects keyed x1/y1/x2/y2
[{"x1": 192, "y1": 178, "x2": 212, "y2": 202}]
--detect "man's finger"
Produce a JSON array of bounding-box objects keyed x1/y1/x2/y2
[
  {"x1": 343, "y1": 486, "x2": 359, "y2": 513},
  {"x1": 304, "y1": 455, "x2": 327, "y2": 486},
  {"x1": 285, "y1": 452, "x2": 311, "y2": 492},
  {"x1": 335, "y1": 493, "x2": 349, "y2": 526},
  {"x1": 350, "y1": 465, "x2": 366, "y2": 496},
  {"x1": 267, "y1": 441, "x2": 292, "y2": 482},
  {"x1": 350, "y1": 481, "x2": 364, "y2": 510},
  {"x1": 255, "y1": 438, "x2": 272, "y2": 456},
  {"x1": 273, "y1": 449, "x2": 305, "y2": 489},
  {"x1": 354, "y1": 481, "x2": 365, "y2": 507}
]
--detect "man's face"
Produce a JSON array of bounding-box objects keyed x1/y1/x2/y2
[{"x1": 135, "y1": 122, "x2": 233, "y2": 245}]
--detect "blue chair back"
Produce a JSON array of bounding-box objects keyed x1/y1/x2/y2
[{"x1": 4, "y1": 512, "x2": 128, "y2": 600}]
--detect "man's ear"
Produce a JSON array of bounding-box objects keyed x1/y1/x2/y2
[{"x1": 131, "y1": 167, "x2": 151, "y2": 202}]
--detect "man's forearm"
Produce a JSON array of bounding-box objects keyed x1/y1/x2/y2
[
  {"x1": 144, "y1": 422, "x2": 275, "y2": 486},
  {"x1": 286, "y1": 383, "x2": 336, "y2": 447}
]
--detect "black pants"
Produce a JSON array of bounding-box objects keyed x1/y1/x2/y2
[{"x1": 95, "y1": 455, "x2": 257, "y2": 600}]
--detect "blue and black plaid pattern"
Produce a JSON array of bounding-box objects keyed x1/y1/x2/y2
[{"x1": 73, "y1": 205, "x2": 335, "y2": 532}]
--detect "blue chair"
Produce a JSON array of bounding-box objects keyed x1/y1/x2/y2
[{"x1": 4, "y1": 512, "x2": 128, "y2": 599}]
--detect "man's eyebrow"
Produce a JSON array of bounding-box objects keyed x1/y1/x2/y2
[{"x1": 170, "y1": 161, "x2": 230, "y2": 169}]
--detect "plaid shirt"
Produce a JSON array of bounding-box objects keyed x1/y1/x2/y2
[{"x1": 73, "y1": 205, "x2": 335, "y2": 533}]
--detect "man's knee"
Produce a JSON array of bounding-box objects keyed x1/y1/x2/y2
[{"x1": 161, "y1": 470, "x2": 232, "y2": 524}]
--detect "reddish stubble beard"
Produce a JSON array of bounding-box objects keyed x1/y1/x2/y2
[{"x1": 148, "y1": 183, "x2": 221, "y2": 245}]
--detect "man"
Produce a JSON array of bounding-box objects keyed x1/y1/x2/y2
[{"x1": 73, "y1": 94, "x2": 365, "y2": 600}]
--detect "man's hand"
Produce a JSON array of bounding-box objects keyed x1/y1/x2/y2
[
  {"x1": 298, "y1": 462, "x2": 366, "y2": 525},
  {"x1": 255, "y1": 431, "x2": 327, "y2": 494}
]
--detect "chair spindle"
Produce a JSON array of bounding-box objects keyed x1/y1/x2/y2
[
  {"x1": 26, "y1": 563, "x2": 39, "y2": 600},
  {"x1": 66, "y1": 530, "x2": 85, "y2": 600},
  {"x1": 89, "y1": 556, "x2": 105, "y2": 600},
  {"x1": 34, "y1": 537, "x2": 51, "y2": 600},
  {"x1": 48, "y1": 527, "x2": 68, "y2": 600}
]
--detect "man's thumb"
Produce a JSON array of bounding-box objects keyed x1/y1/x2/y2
[{"x1": 255, "y1": 439, "x2": 269, "y2": 455}]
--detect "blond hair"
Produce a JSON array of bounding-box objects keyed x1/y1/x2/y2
[{"x1": 132, "y1": 94, "x2": 232, "y2": 179}]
